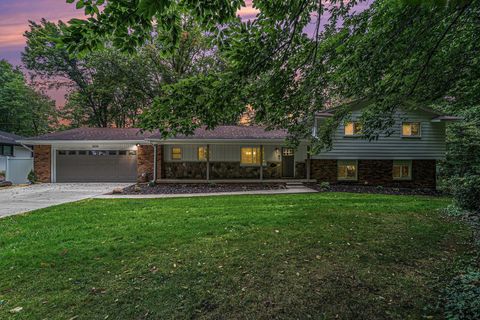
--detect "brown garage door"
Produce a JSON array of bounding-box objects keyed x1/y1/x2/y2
[{"x1": 56, "y1": 150, "x2": 137, "y2": 182}]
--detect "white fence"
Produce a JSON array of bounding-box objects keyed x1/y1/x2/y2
[{"x1": 5, "y1": 157, "x2": 33, "y2": 184}]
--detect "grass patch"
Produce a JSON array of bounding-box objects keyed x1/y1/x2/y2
[{"x1": 0, "y1": 193, "x2": 473, "y2": 319}]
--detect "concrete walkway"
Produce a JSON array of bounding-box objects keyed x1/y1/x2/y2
[
  {"x1": 0, "y1": 183, "x2": 131, "y2": 218},
  {"x1": 95, "y1": 186, "x2": 317, "y2": 199}
]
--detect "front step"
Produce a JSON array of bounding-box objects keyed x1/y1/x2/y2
[{"x1": 285, "y1": 182, "x2": 306, "y2": 189}]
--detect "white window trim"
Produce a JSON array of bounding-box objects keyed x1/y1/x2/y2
[
  {"x1": 171, "y1": 146, "x2": 183, "y2": 161},
  {"x1": 337, "y1": 160, "x2": 358, "y2": 181},
  {"x1": 393, "y1": 160, "x2": 412, "y2": 180},
  {"x1": 401, "y1": 122, "x2": 422, "y2": 138},
  {"x1": 343, "y1": 121, "x2": 363, "y2": 137},
  {"x1": 240, "y1": 146, "x2": 262, "y2": 166}
]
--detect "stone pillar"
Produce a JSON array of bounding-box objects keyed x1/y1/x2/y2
[{"x1": 34, "y1": 145, "x2": 51, "y2": 183}]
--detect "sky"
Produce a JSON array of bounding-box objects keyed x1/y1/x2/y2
[{"x1": 0, "y1": 0, "x2": 370, "y2": 106}]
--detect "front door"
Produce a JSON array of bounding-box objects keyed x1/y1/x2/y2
[{"x1": 282, "y1": 148, "x2": 295, "y2": 178}]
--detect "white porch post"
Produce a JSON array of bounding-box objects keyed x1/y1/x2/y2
[
  {"x1": 306, "y1": 145, "x2": 311, "y2": 180},
  {"x1": 259, "y1": 145, "x2": 263, "y2": 181},
  {"x1": 206, "y1": 144, "x2": 210, "y2": 181}
]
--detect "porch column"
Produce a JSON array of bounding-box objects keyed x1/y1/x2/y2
[
  {"x1": 153, "y1": 144, "x2": 158, "y2": 182},
  {"x1": 306, "y1": 145, "x2": 311, "y2": 180},
  {"x1": 259, "y1": 145, "x2": 263, "y2": 181},
  {"x1": 206, "y1": 144, "x2": 210, "y2": 181}
]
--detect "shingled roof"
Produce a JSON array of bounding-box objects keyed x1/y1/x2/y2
[
  {"x1": 0, "y1": 130, "x2": 25, "y2": 145},
  {"x1": 21, "y1": 126, "x2": 288, "y2": 142},
  {"x1": 22, "y1": 128, "x2": 149, "y2": 141},
  {"x1": 148, "y1": 126, "x2": 287, "y2": 140}
]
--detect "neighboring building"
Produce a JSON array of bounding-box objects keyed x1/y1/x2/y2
[
  {"x1": 19, "y1": 105, "x2": 460, "y2": 188},
  {"x1": 0, "y1": 130, "x2": 32, "y2": 174}
]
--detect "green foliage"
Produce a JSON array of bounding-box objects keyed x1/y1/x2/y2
[
  {"x1": 0, "y1": 60, "x2": 57, "y2": 136},
  {"x1": 318, "y1": 181, "x2": 330, "y2": 191},
  {"x1": 450, "y1": 175, "x2": 480, "y2": 213},
  {"x1": 27, "y1": 170, "x2": 37, "y2": 184},
  {"x1": 444, "y1": 270, "x2": 480, "y2": 320}
]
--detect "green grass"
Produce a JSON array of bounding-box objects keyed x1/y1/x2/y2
[{"x1": 0, "y1": 193, "x2": 473, "y2": 319}]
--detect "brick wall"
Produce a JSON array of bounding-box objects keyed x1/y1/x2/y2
[
  {"x1": 137, "y1": 145, "x2": 162, "y2": 182},
  {"x1": 34, "y1": 145, "x2": 51, "y2": 183},
  {"x1": 310, "y1": 159, "x2": 436, "y2": 188}
]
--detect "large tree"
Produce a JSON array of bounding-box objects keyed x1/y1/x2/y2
[{"x1": 0, "y1": 60, "x2": 57, "y2": 136}]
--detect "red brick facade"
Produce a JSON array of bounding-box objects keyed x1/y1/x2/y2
[
  {"x1": 33, "y1": 145, "x2": 51, "y2": 183},
  {"x1": 137, "y1": 144, "x2": 163, "y2": 182},
  {"x1": 311, "y1": 159, "x2": 436, "y2": 188}
]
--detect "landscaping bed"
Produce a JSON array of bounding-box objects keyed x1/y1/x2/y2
[
  {"x1": 307, "y1": 183, "x2": 444, "y2": 196},
  {"x1": 121, "y1": 182, "x2": 286, "y2": 195}
]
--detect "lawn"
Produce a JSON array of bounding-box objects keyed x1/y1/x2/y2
[{"x1": 0, "y1": 193, "x2": 473, "y2": 319}]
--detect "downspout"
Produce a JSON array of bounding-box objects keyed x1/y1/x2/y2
[{"x1": 20, "y1": 143, "x2": 34, "y2": 153}]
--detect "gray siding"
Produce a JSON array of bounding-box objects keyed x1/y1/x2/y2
[
  {"x1": 164, "y1": 144, "x2": 307, "y2": 162},
  {"x1": 313, "y1": 108, "x2": 446, "y2": 160}
]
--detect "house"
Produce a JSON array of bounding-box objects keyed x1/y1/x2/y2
[
  {"x1": 0, "y1": 130, "x2": 33, "y2": 176},
  {"x1": 18, "y1": 105, "x2": 460, "y2": 188}
]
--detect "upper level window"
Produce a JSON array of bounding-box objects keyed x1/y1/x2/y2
[
  {"x1": 402, "y1": 122, "x2": 421, "y2": 137},
  {"x1": 344, "y1": 122, "x2": 362, "y2": 136},
  {"x1": 198, "y1": 146, "x2": 207, "y2": 161},
  {"x1": 338, "y1": 160, "x2": 358, "y2": 181},
  {"x1": 171, "y1": 147, "x2": 182, "y2": 160},
  {"x1": 393, "y1": 160, "x2": 412, "y2": 180},
  {"x1": 0, "y1": 145, "x2": 13, "y2": 156},
  {"x1": 241, "y1": 147, "x2": 261, "y2": 165}
]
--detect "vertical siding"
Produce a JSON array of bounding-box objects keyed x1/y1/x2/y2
[{"x1": 313, "y1": 108, "x2": 446, "y2": 160}]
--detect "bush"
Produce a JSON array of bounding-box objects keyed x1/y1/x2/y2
[
  {"x1": 318, "y1": 181, "x2": 330, "y2": 191},
  {"x1": 27, "y1": 170, "x2": 37, "y2": 184},
  {"x1": 450, "y1": 175, "x2": 480, "y2": 213},
  {"x1": 444, "y1": 271, "x2": 480, "y2": 320},
  {"x1": 442, "y1": 204, "x2": 469, "y2": 217}
]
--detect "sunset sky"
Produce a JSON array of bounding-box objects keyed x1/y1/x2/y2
[{"x1": 0, "y1": 0, "x2": 369, "y2": 106}]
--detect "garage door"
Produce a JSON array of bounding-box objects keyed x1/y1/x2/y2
[{"x1": 56, "y1": 150, "x2": 137, "y2": 182}]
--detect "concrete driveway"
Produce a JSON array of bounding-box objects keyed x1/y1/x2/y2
[{"x1": 0, "y1": 183, "x2": 131, "y2": 218}]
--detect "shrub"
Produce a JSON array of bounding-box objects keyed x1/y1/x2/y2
[
  {"x1": 444, "y1": 271, "x2": 480, "y2": 320},
  {"x1": 318, "y1": 181, "x2": 330, "y2": 191},
  {"x1": 442, "y1": 204, "x2": 468, "y2": 217},
  {"x1": 450, "y1": 175, "x2": 480, "y2": 213},
  {"x1": 27, "y1": 170, "x2": 37, "y2": 184}
]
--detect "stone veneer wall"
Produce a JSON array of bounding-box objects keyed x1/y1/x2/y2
[
  {"x1": 34, "y1": 145, "x2": 51, "y2": 183},
  {"x1": 163, "y1": 161, "x2": 287, "y2": 179},
  {"x1": 137, "y1": 145, "x2": 163, "y2": 182},
  {"x1": 310, "y1": 159, "x2": 436, "y2": 188}
]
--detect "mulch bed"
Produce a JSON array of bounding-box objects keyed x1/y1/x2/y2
[
  {"x1": 122, "y1": 183, "x2": 287, "y2": 195},
  {"x1": 306, "y1": 183, "x2": 445, "y2": 196}
]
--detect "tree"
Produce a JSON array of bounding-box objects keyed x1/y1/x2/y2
[{"x1": 0, "y1": 60, "x2": 57, "y2": 136}]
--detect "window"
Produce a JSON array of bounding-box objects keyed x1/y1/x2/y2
[
  {"x1": 58, "y1": 150, "x2": 66, "y2": 155},
  {"x1": 68, "y1": 150, "x2": 76, "y2": 155},
  {"x1": 171, "y1": 147, "x2": 182, "y2": 160},
  {"x1": 282, "y1": 148, "x2": 294, "y2": 156},
  {"x1": 89, "y1": 150, "x2": 107, "y2": 156},
  {"x1": 198, "y1": 146, "x2": 208, "y2": 161},
  {"x1": 118, "y1": 150, "x2": 127, "y2": 155},
  {"x1": 128, "y1": 150, "x2": 137, "y2": 156},
  {"x1": 108, "y1": 150, "x2": 117, "y2": 155},
  {"x1": 241, "y1": 147, "x2": 261, "y2": 165},
  {"x1": 393, "y1": 160, "x2": 412, "y2": 180},
  {"x1": 78, "y1": 150, "x2": 87, "y2": 155},
  {"x1": 0, "y1": 145, "x2": 13, "y2": 156},
  {"x1": 344, "y1": 122, "x2": 362, "y2": 136},
  {"x1": 402, "y1": 122, "x2": 421, "y2": 137},
  {"x1": 338, "y1": 160, "x2": 358, "y2": 180}
]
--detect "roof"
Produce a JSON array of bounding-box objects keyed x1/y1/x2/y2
[
  {"x1": 148, "y1": 125, "x2": 287, "y2": 140},
  {"x1": 0, "y1": 130, "x2": 25, "y2": 145},
  {"x1": 20, "y1": 126, "x2": 288, "y2": 143},
  {"x1": 22, "y1": 128, "x2": 149, "y2": 142}
]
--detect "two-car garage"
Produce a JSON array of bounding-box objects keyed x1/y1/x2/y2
[{"x1": 55, "y1": 149, "x2": 137, "y2": 182}]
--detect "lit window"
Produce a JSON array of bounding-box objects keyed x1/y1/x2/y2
[
  {"x1": 344, "y1": 122, "x2": 362, "y2": 136},
  {"x1": 198, "y1": 146, "x2": 208, "y2": 161},
  {"x1": 393, "y1": 160, "x2": 412, "y2": 180},
  {"x1": 338, "y1": 160, "x2": 358, "y2": 180},
  {"x1": 241, "y1": 147, "x2": 261, "y2": 165},
  {"x1": 402, "y1": 122, "x2": 421, "y2": 137},
  {"x1": 171, "y1": 147, "x2": 182, "y2": 160}
]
